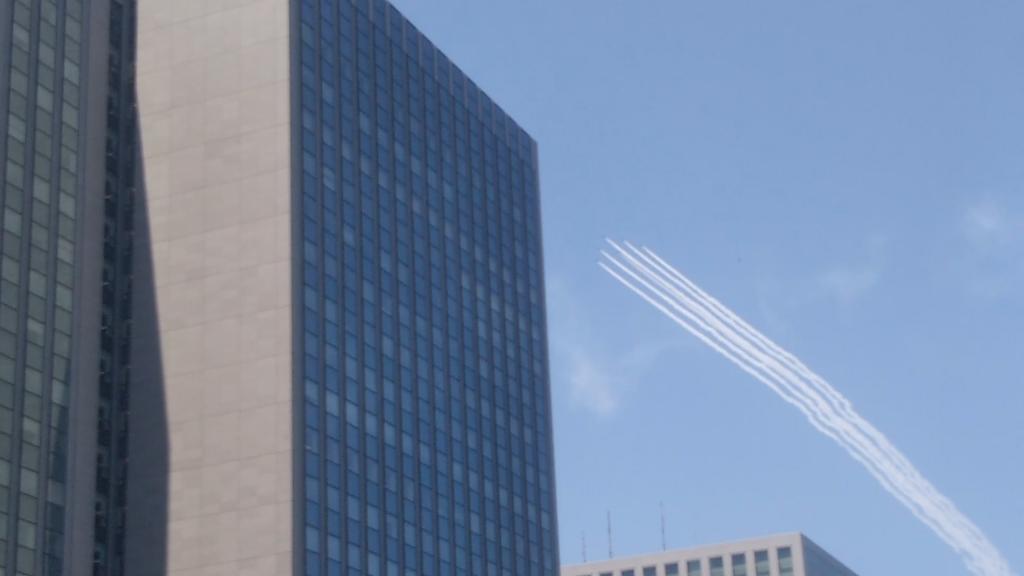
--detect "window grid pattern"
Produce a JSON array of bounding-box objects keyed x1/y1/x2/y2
[
  {"x1": 297, "y1": 1, "x2": 557, "y2": 576},
  {"x1": 1, "y1": 0, "x2": 86, "y2": 574}
]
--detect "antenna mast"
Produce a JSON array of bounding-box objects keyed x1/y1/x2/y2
[
  {"x1": 607, "y1": 510, "x2": 614, "y2": 559},
  {"x1": 660, "y1": 501, "x2": 667, "y2": 551}
]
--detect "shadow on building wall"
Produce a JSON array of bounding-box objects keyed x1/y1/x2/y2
[{"x1": 120, "y1": 102, "x2": 169, "y2": 576}]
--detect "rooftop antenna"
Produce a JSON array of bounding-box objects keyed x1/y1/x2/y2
[
  {"x1": 607, "y1": 510, "x2": 614, "y2": 559},
  {"x1": 582, "y1": 532, "x2": 587, "y2": 563},
  {"x1": 660, "y1": 501, "x2": 667, "y2": 551}
]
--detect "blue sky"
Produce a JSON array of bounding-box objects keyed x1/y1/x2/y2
[{"x1": 392, "y1": 2, "x2": 1023, "y2": 574}]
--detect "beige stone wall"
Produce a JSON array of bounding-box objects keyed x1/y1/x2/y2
[{"x1": 128, "y1": 0, "x2": 294, "y2": 574}]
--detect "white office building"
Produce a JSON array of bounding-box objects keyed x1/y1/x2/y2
[{"x1": 562, "y1": 533, "x2": 858, "y2": 576}]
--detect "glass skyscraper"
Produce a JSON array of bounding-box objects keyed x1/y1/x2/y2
[
  {"x1": 1, "y1": 0, "x2": 110, "y2": 574},
  {"x1": 7, "y1": 0, "x2": 560, "y2": 575},
  {"x1": 296, "y1": 2, "x2": 556, "y2": 575}
]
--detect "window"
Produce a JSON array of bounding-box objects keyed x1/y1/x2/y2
[
  {"x1": 643, "y1": 567, "x2": 657, "y2": 576},
  {"x1": 622, "y1": 570, "x2": 635, "y2": 576},
  {"x1": 666, "y1": 563, "x2": 680, "y2": 576},
  {"x1": 731, "y1": 553, "x2": 747, "y2": 576},
  {"x1": 687, "y1": 560, "x2": 702, "y2": 576},
  {"x1": 710, "y1": 557, "x2": 724, "y2": 576},
  {"x1": 754, "y1": 550, "x2": 769, "y2": 576},
  {"x1": 778, "y1": 547, "x2": 794, "y2": 576}
]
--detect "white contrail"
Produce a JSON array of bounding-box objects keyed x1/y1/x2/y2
[
  {"x1": 604, "y1": 242, "x2": 1011, "y2": 576},
  {"x1": 598, "y1": 249, "x2": 977, "y2": 565},
  {"x1": 604, "y1": 244, "x2": 997, "y2": 572},
  {"x1": 628, "y1": 245, "x2": 991, "y2": 542},
  {"x1": 599, "y1": 241, "x2": 1015, "y2": 576},
  {"x1": 605, "y1": 243, "x2": 1011, "y2": 576},
  {"x1": 603, "y1": 248, "x2": 1005, "y2": 576},
  {"x1": 617, "y1": 242, "x2": 982, "y2": 536}
]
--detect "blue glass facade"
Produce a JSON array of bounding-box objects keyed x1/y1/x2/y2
[
  {"x1": 295, "y1": 1, "x2": 558, "y2": 575},
  {"x1": 1, "y1": 0, "x2": 88, "y2": 573}
]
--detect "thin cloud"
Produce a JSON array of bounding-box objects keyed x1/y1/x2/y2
[
  {"x1": 963, "y1": 199, "x2": 1019, "y2": 248},
  {"x1": 548, "y1": 275, "x2": 681, "y2": 418},
  {"x1": 818, "y1": 264, "x2": 881, "y2": 304},
  {"x1": 568, "y1": 351, "x2": 619, "y2": 416},
  {"x1": 960, "y1": 199, "x2": 1024, "y2": 299},
  {"x1": 566, "y1": 339, "x2": 682, "y2": 417},
  {"x1": 817, "y1": 235, "x2": 887, "y2": 305}
]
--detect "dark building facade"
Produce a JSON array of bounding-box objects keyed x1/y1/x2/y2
[
  {"x1": 2, "y1": 0, "x2": 558, "y2": 574},
  {"x1": 295, "y1": 2, "x2": 558, "y2": 575},
  {"x1": 0, "y1": 0, "x2": 112, "y2": 573},
  {"x1": 91, "y1": 0, "x2": 135, "y2": 573}
]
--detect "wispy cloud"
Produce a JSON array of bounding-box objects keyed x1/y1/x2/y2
[
  {"x1": 960, "y1": 198, "x2": 1024, "y2": 299},
  {"x1": 565, "y1": 333, "x2": 681, "y2": 417},
  {"x1": 818, "y1": 265, "x2": 881, "y2": 304},
  {"x1": 548, "y1": 275, "x2": 681, "y2": 417},
  {"x1": 567, "y1": 350, "x2": 619, "y2": 416},
  {"x1": 963, "y1": 199, "x2": 1019, "y2": 248},
  {"x1": 816, "y1": 235, "x2": 887, "y2": 305}
]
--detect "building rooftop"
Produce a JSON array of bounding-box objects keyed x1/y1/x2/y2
[{"x1": 561, "y1": 532, "x2": 858, "y2": 576}]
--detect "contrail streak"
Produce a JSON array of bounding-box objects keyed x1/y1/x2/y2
[
  {"x1": 605, "y1": 244, "x2": 990, "y2": 562},
  {"x1": 599, "y1": 241, "x2": 1015, "y2": 576},
  {"x1": 598, "y1": 250, "x2": 965, "y2": 557}
]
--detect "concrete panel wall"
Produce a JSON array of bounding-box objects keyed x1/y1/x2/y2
[{"x1": 127, "y1": 1, "x2": 293, "y2": 574}]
